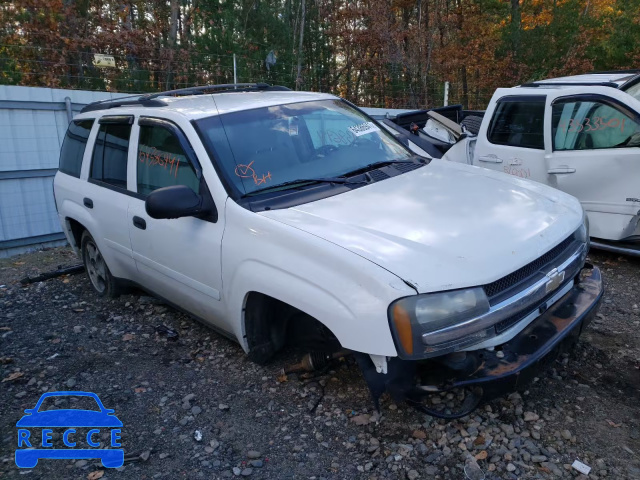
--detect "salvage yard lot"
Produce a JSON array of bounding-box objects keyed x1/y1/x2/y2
[{"x1": 1, "y1": 247, "x2": 639, "y2": 479}]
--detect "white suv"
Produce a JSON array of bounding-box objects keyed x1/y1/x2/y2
[{"x1": 54, "y1": 83, "x2": 602, "y2": 416}]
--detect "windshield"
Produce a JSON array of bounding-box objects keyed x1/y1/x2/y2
[{"x1": 194, "y1": 99, "x2": 413, "y2": 195}]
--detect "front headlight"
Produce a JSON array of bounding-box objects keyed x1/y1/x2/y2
[{"x1": 389, "y1": 288, "x2": 490, "y2": 358}]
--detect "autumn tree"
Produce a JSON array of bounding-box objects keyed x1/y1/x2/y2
[{"x1": 1, "y1": 0, "x2": 639, "y2": 108}]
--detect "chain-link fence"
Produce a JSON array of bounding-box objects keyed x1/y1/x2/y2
[{"x1": 0, "y1": 44, "x2": 494, "y2": 110}]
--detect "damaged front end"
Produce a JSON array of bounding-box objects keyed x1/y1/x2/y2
[{"x1": 357, "y1": 238, "x2": 604, "y2": 418}]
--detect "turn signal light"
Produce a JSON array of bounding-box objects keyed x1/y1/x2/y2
[{"x1": 392, "y1": 303, "x2": 413, "y2": 356}]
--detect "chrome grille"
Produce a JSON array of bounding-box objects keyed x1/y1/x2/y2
[
  {"x1": 493, "y1": 278, "x2": 571, "y2": 334},
  {"x1": 483, "y1": 235, "x2": 575, "y2": 300}
]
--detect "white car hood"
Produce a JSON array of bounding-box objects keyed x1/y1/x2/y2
[{"x1": 261, "y1": 160, "x2": 583, "y2": 293}]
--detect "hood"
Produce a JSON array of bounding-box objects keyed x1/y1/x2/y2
[{"x1": 261, "y1": 160, "x2": 583, "y2": 293}]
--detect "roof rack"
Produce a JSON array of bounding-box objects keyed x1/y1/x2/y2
[
  {"x1": 80, "y1": 83, "x2": 291, "y2": 113},
  {"x1": 80, "y1": 96, "x2": 166, "y2": 113},
  {"x1": 520, "y1": 81, "x2": 619, "y2": 88}
]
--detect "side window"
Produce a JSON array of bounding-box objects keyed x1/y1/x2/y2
[
  {"x1": 90, "y1": 123, "x2": 132, "y2": 188},
  {"x1": 487, "y1": 98, "x2": 545, "y2": 149},
  {"x1": 552, "y1": 99, "x2": 640, "y2": 151},
  {"x1": 59, "y1": 119, "x2": 94, "y2": 177},
  {"x1": 137, "y1": 124, "x2": 199, "y2": 196}
]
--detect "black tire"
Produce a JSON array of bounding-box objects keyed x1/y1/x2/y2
[
  {"x1": 81, "y1": 230, "x2": 120, "y2": 298},
  {"x1": 461, "y1": 115, "x2": 483, "y2": 135}
]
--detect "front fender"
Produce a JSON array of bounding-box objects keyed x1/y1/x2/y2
[{"x1": 222, "y1": 202, "x2": 414, "y2": 357}]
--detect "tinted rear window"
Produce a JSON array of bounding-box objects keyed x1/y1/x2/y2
[
  {"x1": 90, "y1": 123, "x2": 132, "y2": 188},
  {"x1": 488, "y1": 97, "x2": 545, "y2": 149},
  {"x1": 59, "y1": 119, "x2": 94, "y2": 177}
]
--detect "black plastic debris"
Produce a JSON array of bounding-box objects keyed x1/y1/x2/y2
[
  {"x1": 155, "y1": 325, "x2": 179, "y2": 341},
  {"x1": 20, "y1": 264, "x2": 84, "y2": 285}
]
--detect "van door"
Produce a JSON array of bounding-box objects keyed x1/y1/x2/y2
[
  {"x1": 544, "y1": 87, "x2": 640, "y2": 241},
  {"x1": 127, "y1": 117, "x2": 226, "y2": 327},
  {"x1": 474, "y1": 93, "x2": 547, "y2": 182}
]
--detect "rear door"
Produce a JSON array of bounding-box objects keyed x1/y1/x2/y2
[
  {"x1": 127, "y1": 116, "x2": 226, "y2": 327},
  {"x1": 474, "y1": 92, "x2": 547, "y2": 182},
  {"x1": 544, "y1": 87, "x2": 640, "y2": 241},
  {"x1": 84, "y1": 116, "x2": 137, "y2": 279}
]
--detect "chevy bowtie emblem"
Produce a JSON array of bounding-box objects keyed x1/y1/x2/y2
[{"x1": 545, "y1": 268, "x2": 565, "y2": 294}]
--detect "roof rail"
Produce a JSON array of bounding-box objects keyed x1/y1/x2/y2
[
  {"x1": 80, "y1": 96, "x2": 166, "y2": 113},
  {"x1": 80, "y1": 83, "x2": 291, "y2": 114},
  {"x1": 140, "y1": 82, "x2": 290, "y2": 100},
  {"x1": 520, "y1": 81, "x2": 619, "y2": 88}
]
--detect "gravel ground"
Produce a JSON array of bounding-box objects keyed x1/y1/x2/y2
[{"x1": 0, "y1": 246, "x2": 638, "y2": 480}]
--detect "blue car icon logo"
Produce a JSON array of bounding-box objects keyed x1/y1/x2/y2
[{"x1": 15, "y1": 391, "x2": 124, "y2": 468}]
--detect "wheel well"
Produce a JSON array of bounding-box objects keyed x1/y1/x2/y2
[
  {"x1": 66, "y1": 218, "x2": 86, "y2": 249},
  {"x1": 244, "y1": 292, "x2": 341, "y2": 365}
]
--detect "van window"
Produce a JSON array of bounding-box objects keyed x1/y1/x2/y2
[
  {"x1": 59, "y1": 119, "x2": 94, "y2": 177},
  {"x1": 552, "y1": 99, "x2": 640, "y2": 151},
  {"x1": 487, "y1": 97, "x2": 545, "y2": 149},
  {"x1": 90, "y1": 123, "x2": 132, "y2": 188},
  {"x1": 136, "y1": 125, "x2": 200, "y2": 196}
]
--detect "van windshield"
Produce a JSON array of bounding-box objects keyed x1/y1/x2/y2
[{"x1": 194, "y1": 99, "x2": 413, "y2": 195}]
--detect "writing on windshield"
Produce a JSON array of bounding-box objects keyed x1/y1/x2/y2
[
  {"x1": 234, "y1": 161, "x2": 273, "y2": 186},
  {"x1": 195, "y1": 99, "x2": 412, "y2": 196}
]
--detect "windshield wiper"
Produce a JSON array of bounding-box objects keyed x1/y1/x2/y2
[
  {"x1": 243, "y1": 177, "x2": 366, "y2": 197},
  {"x1": 339, "y1": 159, "x2": 419, "y2": 178}
]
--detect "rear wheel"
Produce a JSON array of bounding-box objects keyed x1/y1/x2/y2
[{"x1": 81, "y1": 231, "x2": 120, "y2": 297}]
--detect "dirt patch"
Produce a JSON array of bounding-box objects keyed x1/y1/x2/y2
[{"x1": 0, "y1": 246, "x2": 80, "y2": 286}]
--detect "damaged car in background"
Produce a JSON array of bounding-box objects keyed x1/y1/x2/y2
[
  {"x1": 370, "y1": 70, "x2": 640, "y2": 257},
  {"x1": 54, "y1": 84, "x2": 603, "y2": 418}
]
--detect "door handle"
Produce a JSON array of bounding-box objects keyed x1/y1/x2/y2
[
  {"x1": 83, "y1": 198, "x2": 93, "y2": 209},
  {"x1": 132, "y1": 216, "x2": 146, "y2": 230},
  {"x1": 547, "y1": 167, "x2": 576, "y2": 174},
  {"x1": 478, "y1": 155, "x2": 502, "y2": 163}
]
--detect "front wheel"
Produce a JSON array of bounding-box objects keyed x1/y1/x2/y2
[{"x1": 81, "y1": 231, "x2": 120, "y2": 298}]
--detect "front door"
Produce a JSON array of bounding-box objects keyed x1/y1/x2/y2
[
  {"x1": 474, "y1": 94, "x2": 547, "y2": 182},
  {"x1": 127, "y1": 117, "x2": 226, "y2": 326},
  {"x1": 544, "y1": 87, "x2": 640, "y2": 241}
]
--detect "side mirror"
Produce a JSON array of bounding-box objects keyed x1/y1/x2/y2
[
  {"x1": 145, "y1": 185, "x2": 209, "y2": 220},
  {"x1": 23, "y1": 409, "x2": 34, "y2": 414}
]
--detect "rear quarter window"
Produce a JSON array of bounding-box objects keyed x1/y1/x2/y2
[
  {"x1": 487, "y1": 97, "x2": 545, "y2": 149},
  {"x1": 58, "y1": 119, "x2": 94, "y2": 177}
]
